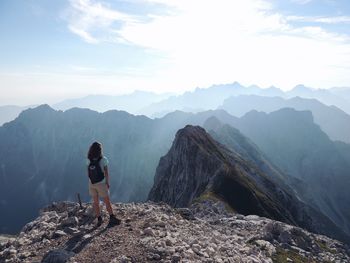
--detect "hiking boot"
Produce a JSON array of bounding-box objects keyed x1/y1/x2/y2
[
  {"x1": 97, "y1": 216, "x2": 103, "y2": 227},
  {"x1": 108, "y1": 214, "x2": 121, "y2": 226}
]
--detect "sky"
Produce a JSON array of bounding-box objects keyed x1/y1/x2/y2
[{"x1": 1, "y1": 0, "x2": 350, "y2": 105}]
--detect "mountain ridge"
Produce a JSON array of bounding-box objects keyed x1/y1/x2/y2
[{"x1": 148, "y1": 125, "x2": 350, "y2": 243}]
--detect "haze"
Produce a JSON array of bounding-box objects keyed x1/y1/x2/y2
[{"x1": 1, "y1": 0, "x2": 350, "y2": 105}]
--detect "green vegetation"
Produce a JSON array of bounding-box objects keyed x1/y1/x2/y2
[
  {"x1": 192, "y1": 191, "x2": 236, "y2": 213},
  {"x1": 272, "y1": 248, "x2": 315, "y2": 263},
  {"x1": 315, "y1": 240, "x2": 337, "y2": 254}
]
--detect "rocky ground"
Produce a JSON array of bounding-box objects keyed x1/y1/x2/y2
[{"x1": 0, "y1": 200, "x2": 349, "y2": 263}]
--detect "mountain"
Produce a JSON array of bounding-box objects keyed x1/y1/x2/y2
[
  {"x1": 234, "y1": 108, "x2": 350, "y2": 236},
  {"x1": 148, "y1": 125, "x2": 350, "y2": 243},
  {"x1": 141, "y1": 82, "x2": 258, "y2": 117},
  {"x1": 286, "y1": 85, "x2": 350, "y2": 114},
  {"x1": 0, "y1": 105, "x2": 240, "y2": 234},
  {"x1": 0, "y1": 105, "x2": 157, "y2": 233},
  {"x1": 330, "y1": 87, "x2": 350, "y2": 102},
  {"x1": 0, "y1": 105, "x2": 33, "y2": 126},
  {"x1": 2, "y1": 104, "x2": 350, "y2": 240},
  {"x1": 220, "y1": 95, "x2": 350, "y2": 143},
  {"x1": 52, "y1": 83, "x2": 350, "y2": 119},
  {"x1": 141, "y1": 83, "x2": 350, "y2": 117},
  {"x1": 203, "y1": 117, "x2": 294, "y2": 188},
  {"x1": 53, "y1": 90, "x2": 172, "y2": 115},
  {"x1": 1, "y1": 201, "x2": 349, "y2": 262}
]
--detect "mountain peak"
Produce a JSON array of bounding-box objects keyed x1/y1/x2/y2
[
  {"x1": 175, "y1": 125, "x2": 207, "y2": 139},
  {"x1": 203, "y1": 116, "x2": 223, "y2": 131},
  {"x1": 291, "y1": 84, "x2": 313, "y2": 92},
  {"x1": 17, "y1": 104, "x2": 56, "y2": 121}
]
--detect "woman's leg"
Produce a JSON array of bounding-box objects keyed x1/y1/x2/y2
[
  {"x1": 92, "y1": 195, "x2": 101, "y2": 217},
  {"x1": 102, "y1": 196, "x2": 113, "y2": 215}
]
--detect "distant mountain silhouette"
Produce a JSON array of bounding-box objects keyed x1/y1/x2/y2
[
  {"x1": 141, "y1": 83, "x2": 350, "y2": 117},
  {"x1": 220, "y1": 95, "x2": 350, "y2": 143},
  {"x1": 285, "y1": 85, "x2": 350, "y2": 114},
  {"x1": 330, "y1": 87, "x2": 350, "y2": 102},
  {"x1": 0, "y1": 105, "x2": 34, "y2": 126},
  {"x1": 53, "y1": 90, "x2": 172, "y2": 114}
]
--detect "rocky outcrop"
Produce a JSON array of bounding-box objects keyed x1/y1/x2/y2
[
  {"x1": 0, "y1": 201, "x2": 349, "y2": 263},
  {"x1": 148, "y1": 125, "x2": 350, "y2": 244}
]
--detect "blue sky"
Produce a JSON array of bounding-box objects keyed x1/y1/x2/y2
[{"x1": 1, "y1": 0, "x2": 350, "y2": 105}]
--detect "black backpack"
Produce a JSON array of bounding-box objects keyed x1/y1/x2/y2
[{"x1": 88, "y1": 157, "x2": 105, "y2": 184}]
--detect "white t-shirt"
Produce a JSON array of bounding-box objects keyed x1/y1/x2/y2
[{"x1": 87, "y1": 156, "x2": 109, "y2": 184}]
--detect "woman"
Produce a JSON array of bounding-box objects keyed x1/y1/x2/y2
[{"x1": 87, "y1": 141, "x2": 120, "y2": 226}]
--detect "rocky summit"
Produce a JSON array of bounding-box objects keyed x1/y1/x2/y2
[{"x1": 0, "y1": 201, "x2": 349, "y2": 263}]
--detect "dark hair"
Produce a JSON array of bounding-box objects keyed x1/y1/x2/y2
[{"x1": 88, "y1": 141, "x2": 103, "y2": 161}]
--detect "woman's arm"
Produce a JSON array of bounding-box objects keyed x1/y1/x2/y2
[{"x1": 104, "y1": 166, "x2": 110, "y2": 189}]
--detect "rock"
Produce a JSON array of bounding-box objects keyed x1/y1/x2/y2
[
  {"x1": 41, "y1": 249, "x2": 74, "y2": 263},
  {"x1": 176, "y1": 208, "x2": 195, "y2": 220},
  {"x1": 61, "y1": 216, "x2": 78, "y2": 227},
  {"x1": 171, "y1": 253, "x2": 181, "y2": 262},
  {"x1": 192, "y1": 244, "x2": 201, "y2": 254},
  {"x1": 52, "y1": 230, "x2": 67, "y2": 239},
  {"x1": 254, "y1": 240, "x2": 276, "y2": 256},
  {"x1": 82, "y1": 234, "x2": 92, "y2": 240},
  {"x1": 144, "y1": 227, "x2": 155, "y2": 236},
  {"x1": 155, "y1": 220, "x2": 166, "y2": 228},
  {"x1": 116, "y1": 255, "x2": 131, "y2": 263},
  {"x1": 4, "y1": 201, "x2": 350, "y2": 263},
  {"x1": 165, "y1": 238, "x2": 173, "y2": 246},
  {"x1": 83, "y1": 206, "x2": 94, "y2": 218},
  {"x1": 64, "y1": 227, "x2": 80, "y2": 236},
  {"x1": 205, "y1": 246, "x2": 216, "y2": 255},
  {"x1": 18, "y1": 251, "x2": 32, "y2": 259},
  {"x1": 245, "y1": 215, "x2": 260, "y2": 221}
]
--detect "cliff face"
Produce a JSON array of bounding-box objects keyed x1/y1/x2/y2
[
  {"x1": 236, "y1": 108, "x2": 350, "y2": 235},
  {"x1": 148, "y1": 125, "x2": 350, "y2": 244},
  {"x1": 1, "y1": 201, "x2": 349, "y2": 263},
  {"x1": 148, "y1": 125, "x2": 293, "y2": 219}
]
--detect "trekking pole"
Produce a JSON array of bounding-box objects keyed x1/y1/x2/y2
[{"x1": 77, "y1": 192, "x2": 83, "y2": 209}]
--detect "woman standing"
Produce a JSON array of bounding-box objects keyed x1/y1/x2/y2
[{"x1": 87, "y1": 141, "x2": 120, "y2": 226}]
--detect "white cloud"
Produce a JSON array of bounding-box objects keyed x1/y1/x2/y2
[
  {"x1": 68, "y1": 25, "x2": 98, "y2": 43},
  {"x1": 287, "y1": 15, "x2": 350, "y2": 24},
  {"x1": 64, "y1": 0, "x2": 136, "y2": 43},
  {"x1": 61, "y1": 0, "x2": 350, "y2": 92}
]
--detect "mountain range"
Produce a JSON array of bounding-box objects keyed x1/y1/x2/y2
[
  {"x1": 53, "y1": 90, "x2": 172, "y2": 114},
  {"x1": 1, "y1": 83, "x2": 350, "y2": 125},
  {"x1": 220, "y1": 95, "x2": 350, "y2": 143},
  {"x1": 142, "y1": 83, "x2": 350, "y2": 117},
  {"x1": 1, "y1": 104, "x2": 350, "y2": 244}
]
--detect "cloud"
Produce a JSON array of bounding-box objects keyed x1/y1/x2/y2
[
  {"x1": 63, "y1": 0, "x2": 350, "y2": 91},
  {"x1": 290, "y1": 0, "x2": 312, "y2": 4},
  {"x1": 68, "y1": 25, "x2": 98, "y2": 43},
  {"x1": 287, "y1": 15, "x2": 350, "y2": 24},
  {"x1": 64, "y1": 0, "x2": 136, "y2": 43}
]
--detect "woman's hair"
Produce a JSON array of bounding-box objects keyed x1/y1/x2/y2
[{"x1": 88, "y1": 141, "x2": 103, "y2": 161}]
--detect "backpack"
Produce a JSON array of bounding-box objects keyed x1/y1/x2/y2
[{"x1": 88, "y1": 157, "x2": 105, "y2": 184}]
